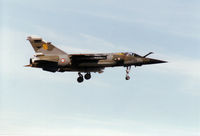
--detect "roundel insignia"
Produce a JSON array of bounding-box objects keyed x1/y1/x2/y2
[{"x1": 61, "y1": 58, "x2": 65, "y2": 63}]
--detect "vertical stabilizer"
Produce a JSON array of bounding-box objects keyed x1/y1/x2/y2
[{"x1": 27, "y1": 36, "x2": 67, "y2": 55}]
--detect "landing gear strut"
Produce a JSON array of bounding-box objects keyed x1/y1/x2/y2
[
  {"x1": 77, "y1": 72, "x2": 91, "y2": 83},
  {"x1": 125, "y1": 66, "x2": 131, "y2": 80}
]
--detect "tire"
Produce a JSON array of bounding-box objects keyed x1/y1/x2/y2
[
  {"x1": 125, "y1": 76, "x2": 130, "y2": 80},
  {"x1": 84, "y1": 73, "x2": 91, "y2": 80},
  {"x1": 77, "y1": 76, "x2": 84, "y2": 83}
]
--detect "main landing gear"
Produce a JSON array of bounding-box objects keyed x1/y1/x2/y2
[
  {"x1": 77, "y1": 72, "x2": 91, "y2": 83},
  {"x1": 125, "y1": 66, "x2": 131, "y2": 80}
]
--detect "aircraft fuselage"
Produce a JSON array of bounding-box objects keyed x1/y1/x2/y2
[{"x1": 26, "y1": 36, "x2": 167, "y2": 82}]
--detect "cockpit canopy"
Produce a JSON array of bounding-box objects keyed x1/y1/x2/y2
[{"x1": 124, "y1": 52, "x2": 141, "y2": 57}]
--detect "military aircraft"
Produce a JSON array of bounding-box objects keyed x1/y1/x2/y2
[{"x1": 25, "y1": 36, "x2": 167, "y2": 83}]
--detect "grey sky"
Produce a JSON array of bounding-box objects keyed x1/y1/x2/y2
[{"x1": 0, "y1": 0, "x2": 199, "y2": 136}]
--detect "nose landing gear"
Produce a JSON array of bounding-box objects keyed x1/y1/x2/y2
[
  {"x1": 125, "y1": 66, "x2": 131, "y2": 80},
  {"x1": 77, "y1": 72, "x2": 91, "y2": 83}
]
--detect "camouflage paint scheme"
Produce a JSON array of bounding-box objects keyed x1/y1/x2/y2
[{"x1": 26, "y1": 36, "x2": 167, "y2": 82}]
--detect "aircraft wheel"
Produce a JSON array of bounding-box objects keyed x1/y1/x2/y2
[
  {"x1": 84, "y1": 73, "x2": 91, "y2": 80},
  {"x1": 77, "y1": 76, "x2": 84, "y2": 83},
  {"x1": 125, "y1": 76, "x2": 130, "y2": 80}
]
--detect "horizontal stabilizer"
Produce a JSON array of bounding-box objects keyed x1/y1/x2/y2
[{"x1": 24, "y1": 64, "x2": 32, "y2": 67}]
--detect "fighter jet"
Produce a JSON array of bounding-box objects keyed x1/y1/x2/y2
[{"x1": 25, "y1": 36, "x2": 167, "y2": 83}]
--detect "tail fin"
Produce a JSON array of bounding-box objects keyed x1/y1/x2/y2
[{"x1": 27, "y1": 36, "x2": 67, "y2": 55}]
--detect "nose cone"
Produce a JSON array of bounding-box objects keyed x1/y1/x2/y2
[{"x1": 146, "y1": 58, "x2": 167, "y2": 64}]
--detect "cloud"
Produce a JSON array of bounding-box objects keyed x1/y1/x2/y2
[
  {"x1": 0, "y1": 111, "x2": 198, "y2": 136},
  {"x1": 59, "y1": 1, "x2": 200, "y2": 40},
  {"x1": 148, "y1": 54, "x2": 200, "y2": 95},
  {"x1": 156, "y1": 55, "x2": 200, "y2": 80}
]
